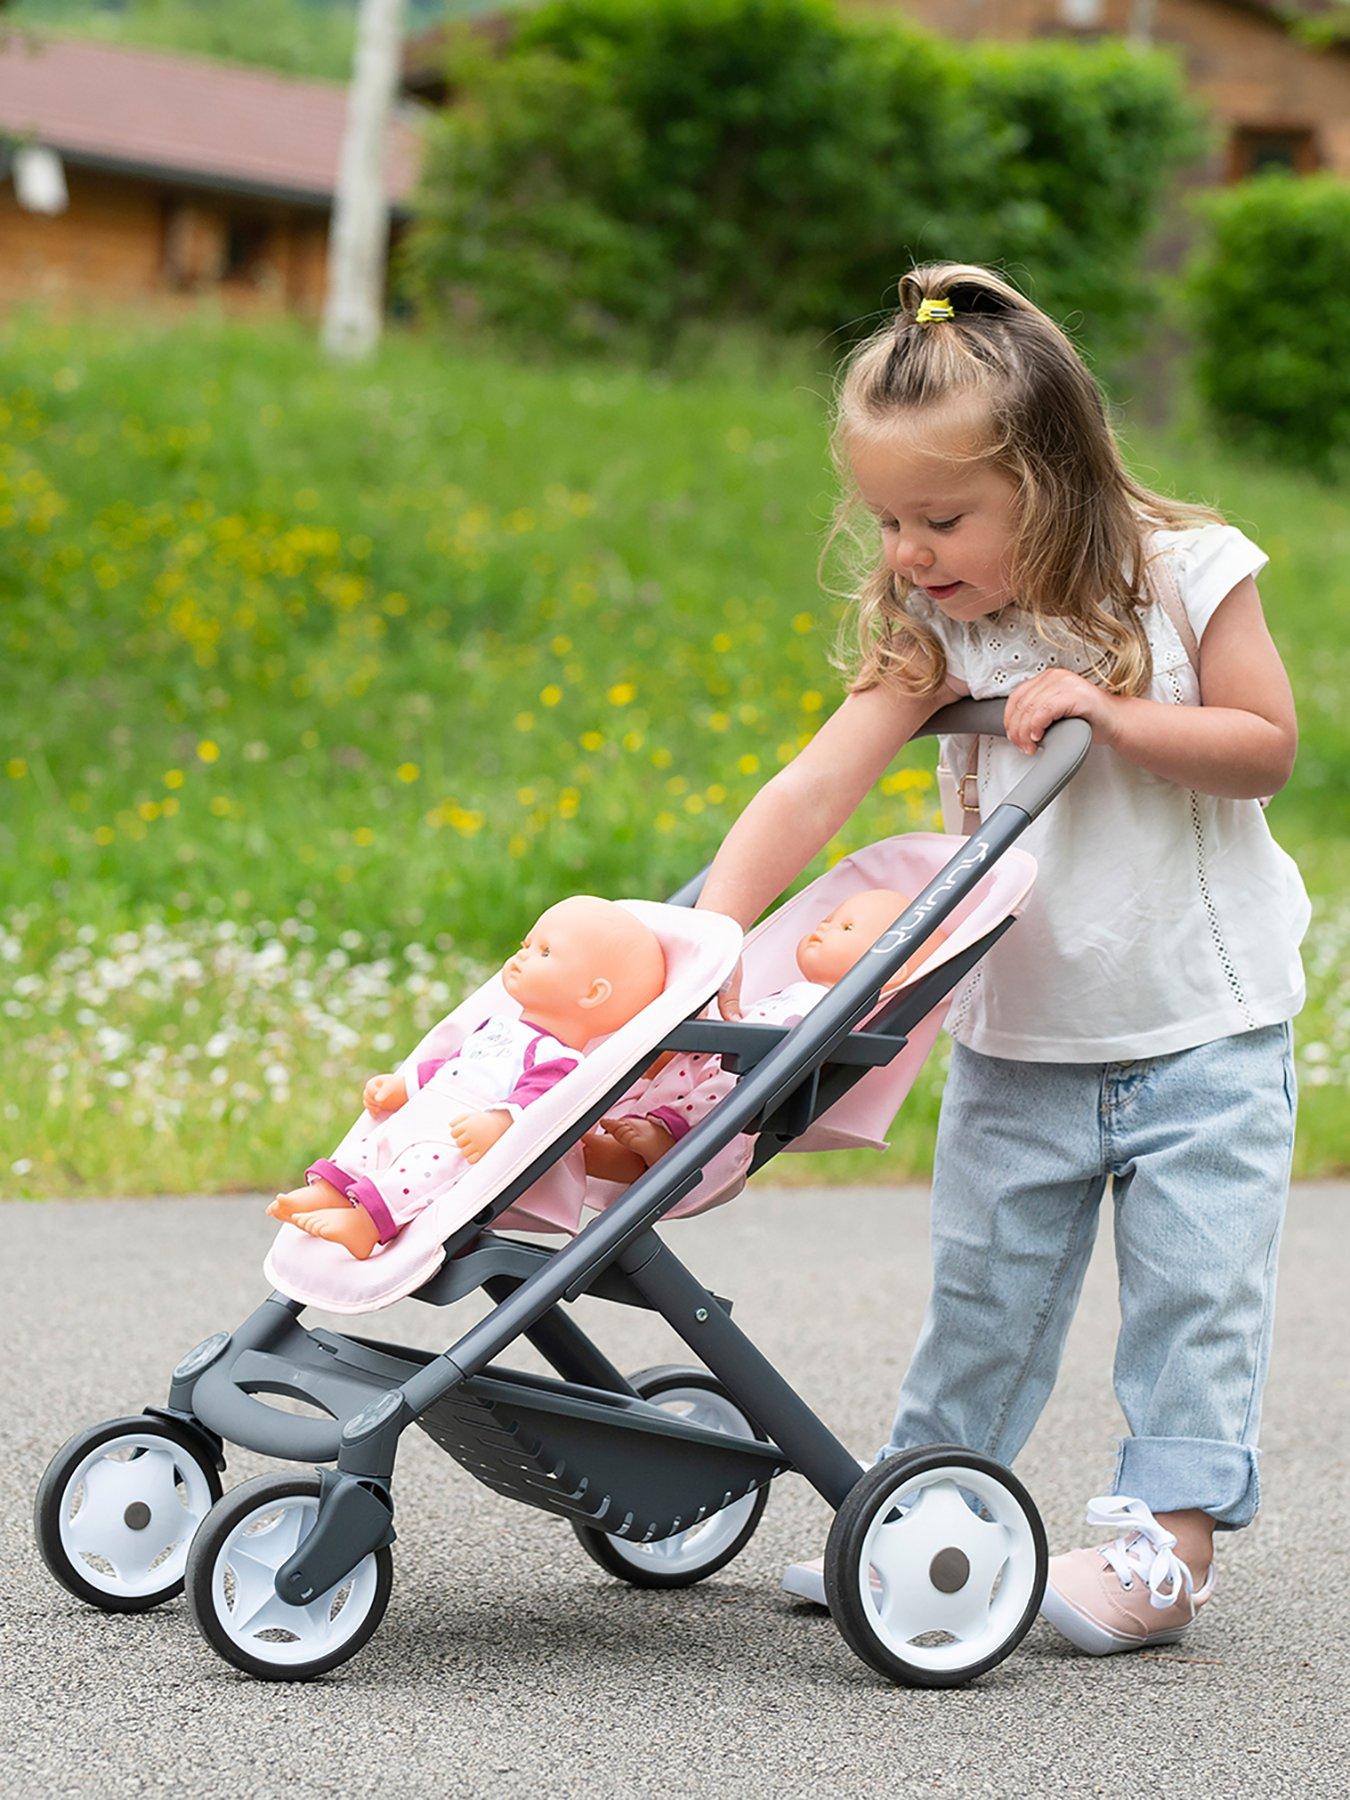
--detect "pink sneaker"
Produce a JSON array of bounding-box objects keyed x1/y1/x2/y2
[{"x1": 1040, "y1": 1495, "x2": 1216, "y2": 1655}]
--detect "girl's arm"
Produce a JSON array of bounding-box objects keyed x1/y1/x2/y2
[
  {"x1": 1003, "y1": 578, "x2": 1297, "y2": 800},
  {"x1": 696, "y1": 678, "x2": 961, "y2": 930}
]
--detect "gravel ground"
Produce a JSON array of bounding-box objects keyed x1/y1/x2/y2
[{"x1": 2, "y1": 1183, "x2": 1346, "y2": 1798}]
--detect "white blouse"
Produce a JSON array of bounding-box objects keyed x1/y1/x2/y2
[{"x1": 918, "y1": 524, "x2": 1310, "y2": 1062}]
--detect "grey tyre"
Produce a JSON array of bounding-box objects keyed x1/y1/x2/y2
[
  {"x1": 35, "y1": 1414, "x2": 223, "y2": 1613},
  {"x1": 572, "y1": 1365, "x2": 771, "y2": 1589}
]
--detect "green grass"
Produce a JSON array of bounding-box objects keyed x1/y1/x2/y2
[{"x1": 2, "y1": 308, "x2": 1345, "y2": 1197}]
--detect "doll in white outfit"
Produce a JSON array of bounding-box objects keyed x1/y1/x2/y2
[
  {"x1": 583, "y1": 887, "x2": 943, "y2": 1182},
  {"x1": 268, "y1": 896, "x2": 666, "y2": 1258}
]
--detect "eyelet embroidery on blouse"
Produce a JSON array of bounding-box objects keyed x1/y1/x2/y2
[
  {"x1": 1166, "y1": 664, "x2": 1257, "y2": 1027},
  {"x1": 947, "y1": 965, "x2": 983, "y2": 1035}
]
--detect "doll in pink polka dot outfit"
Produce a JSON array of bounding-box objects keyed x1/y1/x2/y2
[
  {"x1": 583, "y1": 888, "x2": 943, "y2": 1184},
  {"x1": 267, "y1": 897, "x2": 666, "y2": 1259}
]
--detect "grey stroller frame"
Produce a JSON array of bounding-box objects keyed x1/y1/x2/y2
[{"x1": 36, "y1": 703, "x2": 1089, "y2": 1687}]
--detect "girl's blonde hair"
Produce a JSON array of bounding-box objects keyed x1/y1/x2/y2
[{"x1": 828, "y1": 262, "x2": 1221, "y2": 697}]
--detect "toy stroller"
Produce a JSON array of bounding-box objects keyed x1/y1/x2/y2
[{"x1": 35, "y1": 703, "x2": 1088, "y2": 1688}]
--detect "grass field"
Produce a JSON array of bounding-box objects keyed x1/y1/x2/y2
[{"x1": 2, "y1": 309, "x2": 1345, "y2": 1197}]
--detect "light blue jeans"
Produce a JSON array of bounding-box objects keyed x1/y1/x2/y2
[{"x1": 885, "y1": 1022, "x2": 1297, "y2": 1529}]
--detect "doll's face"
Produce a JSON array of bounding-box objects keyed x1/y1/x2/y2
[
  {"x1": 502, "y1": 904, "x2": 602, "y2": 1013},
  {"x1": 796, "y1": 889, "x2": 909, "y2": 985},
  {"x1": 499, "y1": 896, "x2": 665, "y2": 1037}
]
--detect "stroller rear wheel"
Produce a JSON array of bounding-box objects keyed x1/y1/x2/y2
[
  {"x1": 186, "y1": 1473, "x2": 393, "y2": 1681},
  {"x1": 572, "y1": 1365, "x2": 771, "y2": 1588},
  {"x1": 35, "y1": 1414, "x2": 223, "y2": 1613},
  {"x1": 825, "y1": 1446, "x2": 1046, "y2": 1688}
]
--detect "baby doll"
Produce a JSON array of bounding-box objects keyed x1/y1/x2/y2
[
  {"x1": 583, "y1": 888, "x2": 943, "y2": 1183},
  {"x1": 267, "y1": 896, "x2": 666, "y2": 1258}
]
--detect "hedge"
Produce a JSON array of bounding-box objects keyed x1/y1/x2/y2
[
  {"x1": 1186, "y1": 173, "x2": 1350, "y2": 469},
  {"x1": 402, "y1": 0, "x2": 1204, "y2": 363}
]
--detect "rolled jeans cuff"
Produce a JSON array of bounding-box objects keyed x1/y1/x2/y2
[{"x1": 1112, "y1": 1435, "x2": 1261, "y2": 1531}]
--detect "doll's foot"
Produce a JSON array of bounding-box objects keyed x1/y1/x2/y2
[
  {"x1": 608, "y1": 1115, "x2": 676, "y2": 1169},
  {"x1": 268, "y1": 1177, "x2": 346, "y2": 1222},
  {"x1": 582, "y1": 1126, "x2": 648, "y2": 1184},
  {"x1": 293, "y1": 1205, "x2": 381, "y2": 1260}
]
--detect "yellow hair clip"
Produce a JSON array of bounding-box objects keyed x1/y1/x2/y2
[{"x1": 915, "y1": 297, "x2": 955, "y2": 326}]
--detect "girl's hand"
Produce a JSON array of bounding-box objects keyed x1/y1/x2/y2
[
  {"x1": 716, "y1": 958, "x2": 744, "y2": 1021},
  {"x1": 1002, "y1": 670, "x2": 1120, "y2": 754}
]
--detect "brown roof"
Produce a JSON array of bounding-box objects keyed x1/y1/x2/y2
[{"x1": 0, "y1": 34, "x2": 422, "y2": 209}]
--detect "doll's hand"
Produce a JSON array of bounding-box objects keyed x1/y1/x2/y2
[
  {"x1": 363, "y1": 1072, "x2": 407, "y2": 1116},
  {"x1": 1003, "y1": 670, "x2": 1121, "y2": 754},
  {"x1": 450, "y1": 1109, "x2": 513, "y2": 1163}
]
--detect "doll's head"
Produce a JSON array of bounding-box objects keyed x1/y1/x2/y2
[
  {"x1": 795, "y1": 889, "x2": 910, "y2": 987},
  {"x1": 502, "y1": 896, "x2": 666, "y2": 1048}
]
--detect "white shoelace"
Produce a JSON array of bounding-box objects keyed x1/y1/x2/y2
[{"x1": 1085, "y1": 1494, "x2": 1196, "y2": 1611}]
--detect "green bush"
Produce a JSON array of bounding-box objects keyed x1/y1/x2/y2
[
  {"x1": 402, "y1": 0, "x2": 1203, "y2": 361},
  {"x1": 1185, "y1": 173, "x2": 1350, "y2": 469}
]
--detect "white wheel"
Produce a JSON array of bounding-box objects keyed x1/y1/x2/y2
[
  {"x1": 825, "y1": 1447, "x2": 1047, "y2": 1687},
  {"x1": 572, "y1": 1366, "x2": 771, "y2": 1587},
  {"x1": 35, "y1": 1416, "x2": 223, "y2": 1612},
  {"x1": 186, "y1": 1474, "x2": 392, "y2": 1681}
]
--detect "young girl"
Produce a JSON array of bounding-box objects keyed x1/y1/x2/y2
[{"x1": 696, "y1": 263, "x2": 1307, "y2": 1655}]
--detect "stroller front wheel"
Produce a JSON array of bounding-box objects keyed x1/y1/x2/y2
[
  {"x1": 572, "y1": 1365, "x2": 771, "y2": 1589},
  {"x1": 186, "y1": 1473, "x2": 393, "y2": 1681},
  {"x1": 35, "y1": 1414, "x2": 223, "y2": 1613},
  {"x1": 824, "y1": 1446, "x2": 1047, "y2": 1688}
]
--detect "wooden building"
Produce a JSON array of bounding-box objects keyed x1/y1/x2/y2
[
  {"x1": 853, "y1": 0, "x2": 1350, "y2": 181},
  {"x1": 0, "y1": 35, "x2": 421, "y2": 315},
  {"x1": 405, "y1": 0, "x2": 1350, "y2": 182}
]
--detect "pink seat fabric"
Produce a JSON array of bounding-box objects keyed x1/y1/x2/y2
[
  {"x1": 263, "y1": 902, "x2": 743, "y2": 1313},
  {"x1": 582, "y1": 832, "x2": 1036, "y2": 1222},
  {"x1": 264, "y1": 835, "x2": 1035, "y2": 1315}
]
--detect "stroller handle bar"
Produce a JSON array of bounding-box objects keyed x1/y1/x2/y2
[
  {"x1": 914, "y1": 697, "x2": 1089, "y2": 820},
  {"x1": 409, "y1": 703, "x2": 1091, "y2": 1402}
]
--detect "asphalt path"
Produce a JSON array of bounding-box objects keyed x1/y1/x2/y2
[{"x1": 2, "y1": 1183, "x2": 1345, "y2": 1798}]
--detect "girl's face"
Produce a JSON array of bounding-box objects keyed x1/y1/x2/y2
[{"x1": 847, "y1": 409, "x2": 1020, "y2": 623}]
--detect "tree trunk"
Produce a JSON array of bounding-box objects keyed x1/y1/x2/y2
[{"x1": 322, "y1": 0, "x2": 406, "y2": 360}]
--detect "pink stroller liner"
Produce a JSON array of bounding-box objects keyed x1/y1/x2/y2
[
  {"x1": 264, "y1": 835, "x2": 1034, "y2": 1315},
  {"x1": 263, "y1": 902, "x2": 743, "y2": 1314},
  {"x1": 583, "y1": 832, "x2": 1036, "y2": 1223}
]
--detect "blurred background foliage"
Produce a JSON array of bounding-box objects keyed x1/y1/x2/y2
[
  {"x1": 2, "y1": 314, "x2": 1344, "y2": 1193},
  {"x1": 404, "y1": 0, "x2": 1206, "y2": 368}
]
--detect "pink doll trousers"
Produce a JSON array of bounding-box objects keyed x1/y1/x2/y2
[
  {"x1": 308, "y1": 1074, "x2": 493, "y2": 1245},
  {"x1": 608, "y1": 1051, "x2": 737, "y2": 1146}
]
